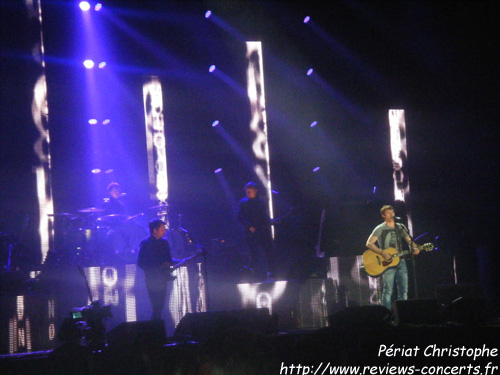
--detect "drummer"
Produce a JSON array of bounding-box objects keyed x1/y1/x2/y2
[
  {"x1": 99, "y1": 182, "x2": 133, "y2": 264},
  {"x1": 102, "y1": 182, "x2": 126, "y2": 216}
]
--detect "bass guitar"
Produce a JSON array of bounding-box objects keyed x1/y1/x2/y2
[
  {"x1": 163, "y1": 249, "x2": 206, "y2": 281},
  {"x1": 362, "y1": 243, "x2": 434, "y2": 277}
]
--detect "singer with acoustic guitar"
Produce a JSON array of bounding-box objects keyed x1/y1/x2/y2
[{"x1": 365, "y1": 205, "x2": 420, "y2": 310}]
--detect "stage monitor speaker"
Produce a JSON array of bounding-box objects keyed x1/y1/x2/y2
[
  {"x1": 393, "y1": 299, "x2": 442, "y2": 325},
  {"x1": 328, "y1": 305, "x2": 391, "y2": 328},
  {"x1": 173, "y1": 308, "x2": 277, "y2": 342},
  {"x1": 106, "y1": 320, "x2": 166, "y2": 351}
]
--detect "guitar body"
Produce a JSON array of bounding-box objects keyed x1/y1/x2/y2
[
  {"x1": 362, "y1": 243, "x2": 434, "y2": 277},
  {"x1": 362, "y1": 247, "x2": 400, "y2": 277}
]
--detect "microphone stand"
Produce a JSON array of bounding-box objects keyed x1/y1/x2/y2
[{"x1": 394, "y1": 218, "x2": 419, "y2": 299}]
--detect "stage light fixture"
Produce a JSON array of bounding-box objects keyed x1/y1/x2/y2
[
  {"x1": 214, "y1": 168, "x2": 223, "y2": 174},
  {"x1": 313, "y1": 167, "x2": 320, "y2": 172},
  {"x1": 373, "y1": 186, "x2": 377, "y2": 194},
  {"x1": 102, "y1": 119, "x2": 110, "y2": 125},
  {"x1": 91, "y1": 169, "x2": 101, "y2": 174},
  {"x1": 205, "y1": 10, "x2": 212, "y2": 19},
  {"x1": 98, "y1": 61, "x2": 106, "y2": 69},
  {"x1": 304, "y1": 16, "x2": 311, "y2": 24},
  {"x1": 95, "y1": 3, "x2": 102, "y2": 11},
  {"x1": 88, "y1": 119, "x2": 98, "y2": 125},
  {"x1": 211, "y1": 120, "x2": 219, "y2": 127},
  {"x1": 307, "y1": 68, "x2": 314, "y2": 76},
  {"x1": 310, "y1": 121, "x2": 318, "y2": 127},
  {"x1": 79, "y1": 1, "x2": 91, "y2": 11},
  {"x1": 209, "y1": 65, "x2": 216, "y2": 73},
  {"x1": 83, "y1": 59, "x2": 95, "y2": 69},
  {"x1": 105, "y1": 169, "x2": 114, "y2": 174}
]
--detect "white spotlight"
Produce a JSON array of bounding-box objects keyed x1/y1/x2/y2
[
  {"x1": 83, "y1": 59, "x2": 95, "y2": 69},
  {"x1": 79, "y1": 1, "x2": 91, "y2": 11}
]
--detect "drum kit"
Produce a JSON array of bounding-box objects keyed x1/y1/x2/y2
[{"x1": 49, "y1": 204, "x2": 191, "y2": 266}]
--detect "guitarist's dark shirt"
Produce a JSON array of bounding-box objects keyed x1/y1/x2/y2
[
  {"x1": 137, "y1": 236, "x2": 173, "y2": 272},
  {"x1": 237, "y1": 196, "x2": 271, "y2": 237},
  {"x1": 101, "y1": 196, "x2": 126, "y2": 216}
]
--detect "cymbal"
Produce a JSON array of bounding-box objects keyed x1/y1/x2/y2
[
  {"x1": 78, "y1": 207, "x2": 105, "y2": 213},
  {"x1": 96, "y1": 214, "x2": 130, "y2": 225}
]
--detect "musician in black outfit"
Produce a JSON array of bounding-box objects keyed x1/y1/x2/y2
[
  {"x1": 101, "y1": 182, "x2": 126, "y2": 215},
  {"x1": 237, "y1": 182, "x2": 275, "y2": 280},
  {"x1": 99, "y1": 182, "x2": 133, "y2": 264},
  {"x1": 137, "y1": 219, "x2": 181, "y2": 320}
]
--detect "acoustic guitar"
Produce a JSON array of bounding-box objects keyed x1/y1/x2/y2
[{"x1": 362, "y1": 243, "x2": 434, "y2": 277}]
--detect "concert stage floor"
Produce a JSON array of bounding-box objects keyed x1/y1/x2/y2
[
  {"x1": 1, "y1": 322, "x2": 499, "y2": 375},
  {"x1": 2, "y1": 258, "x2": 498, "y2": 374}
]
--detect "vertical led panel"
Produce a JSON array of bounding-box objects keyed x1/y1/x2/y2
[
  {"x1": 246, "y1": 42, "x2": 274, "y2": 236},
  {"x1": 168, "y1": 268, "x2": 192, "y2": 328},
  {"x1": 124, "y1": 264, "x2": 137, "y2": 322},
  {"x1": 388, "y1": 109, "x2": 413, "y2": 234},
  {"x1": 143, "y1": 76, "x2": 168, "y2": 206},
  {"x1": 30, "y1": 0, "x2": 55, "y2": 263}
]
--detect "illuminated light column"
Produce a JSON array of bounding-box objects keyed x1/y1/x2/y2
[
  {"x1": 48, "y1": 298, "x2": 56, "y2": 342},
  {"x1": 85, "y1": 267, "x2": 101, "y2": 303},
  {"x1": 124, "y1": 264, "x2": 137, "y2": 322},
  {"x1": 388, "y1": 109, "x2": 413, "y2": 234},
  {"x1": 102, "y1": 267, "x2": 119, "y2": 306},
  {"x1": 30, "y1": 0, "x2": 54, "y2": 263},
  {"x1": 195, "y1": 263, "x2": 207, "y2": 312},
  {"x1": 8, "y1": 296, "x2": 31, "y2": 353},
  {"x1": 246, "y1": 41, "x2": 275, "y2": 237},
  {"x1": 143, "y1": 77, "x2": 168, "y2": 219},
  {"x1": 168, "y1": 268, "x2": 192, "y2": 327}
]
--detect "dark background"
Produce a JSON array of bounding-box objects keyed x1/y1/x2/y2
[{"x1": 1, "y1": 0, "x2": 499, "y2": 299}]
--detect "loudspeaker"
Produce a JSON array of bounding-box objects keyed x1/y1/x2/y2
[
  {"x1": 392, "y1": 299, "x2": 441, "y2": 325},
  {"x1": 106, "y1": 320, "x2": 166, "y2": 350},
  {"x1": 173, "y1": 308, "x2": 277, "y2": 342},
  {"x1": 328, "y1": 305, "x2": 391, "y2": 328}
]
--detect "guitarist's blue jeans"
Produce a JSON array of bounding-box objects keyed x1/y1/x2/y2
[{"x1": 381, "y1": 258, "x2": 408, "y2": 310}]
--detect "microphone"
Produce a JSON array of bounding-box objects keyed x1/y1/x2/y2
[{"x1": 392, "y1": 216, "x2": 402, "y2": 220}]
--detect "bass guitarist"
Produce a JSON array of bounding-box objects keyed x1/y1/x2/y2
[
  {"x1": 366, "y1": 205, "x2": 420, "y2": 310},
  {"x1": 137, "y1": 219, "x2": 183, "y2": 320}
]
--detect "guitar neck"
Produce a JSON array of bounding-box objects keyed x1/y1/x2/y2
[{"x1": 393, "y1": 249, "x2": 413, "y2": 258}]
